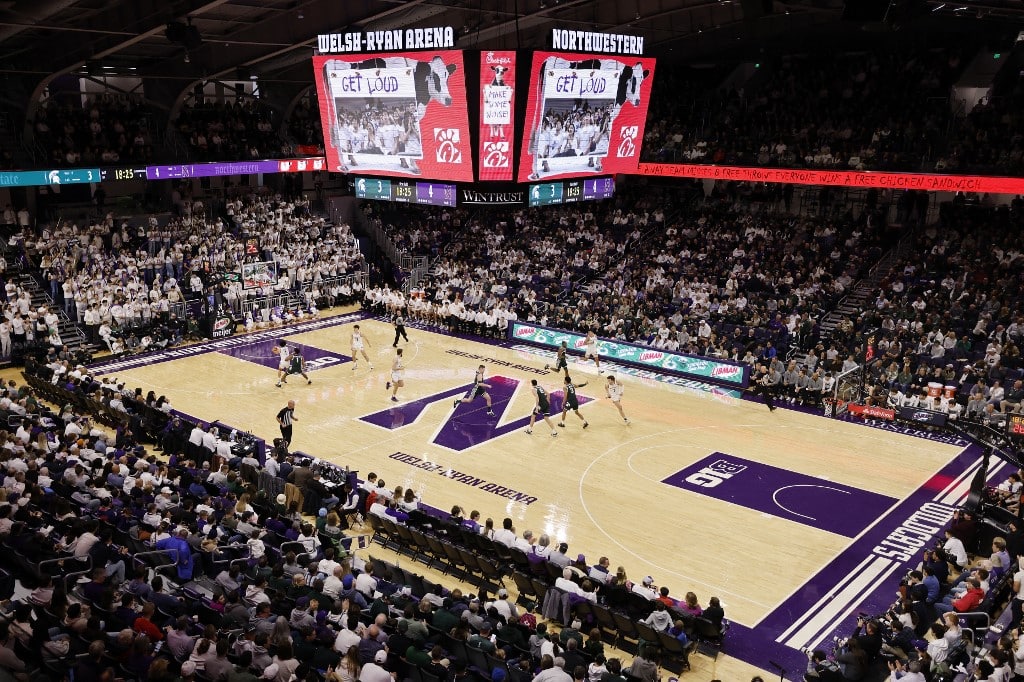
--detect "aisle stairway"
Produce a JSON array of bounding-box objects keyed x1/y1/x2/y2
[
  {"x1": 789, "y1": 227, "x2": 914, "y2": 367},
  {"x1": 14, "y1": 273, "x2": 95, "y2": 355}
]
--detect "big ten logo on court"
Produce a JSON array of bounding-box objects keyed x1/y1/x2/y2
[
  {"x1": 434, "y1": 128, "x2": 462, "y2": 163},
  {"x1": 617, "y1": 125, "x2": 639, "y2": 158},
  {"x1": 305, "y1": 356, "x2": 345, "y2": 370},
  {"x1": 684, "y1": 459, "x2": 747, "y2": 488},
  {"x1": 482, "y1": 141, "x2": 509, "y2": 168}
]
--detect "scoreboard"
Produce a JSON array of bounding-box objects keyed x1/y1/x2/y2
[
  {"x1": 518, "y1": 51, "x2": 656, "y2": 183},
  {"x1": 354, "y1": 177, "x2": 456, "y2": 207},
  {"x1": 529, "y1": 177, "x2": 615, "y2": 207},
  {"x1": 1009, "y1": 413, "x2": 1024, "y2": 438},
  {"x1": 312, "y1": 51, "x2": 474, "y2": 182}
]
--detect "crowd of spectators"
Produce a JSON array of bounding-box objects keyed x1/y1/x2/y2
[
  {"x1": 364, "y1": 185, "x2": 892, "y2": 396},
  {"x1": 31, "y1": 94, "x2": 158, "y2": 168},
  {"x1": 287, "y1": 92, "x2": 325, "y2": 152},
  {"x1": 0, "y1": 357, "x2": 722, "y2": 682},
  {"x1": 173, "y1": 99, "x2": 286, "y2": 162},
  {"x1": 941, "y1": 77, "x2": 1024, "y2": 175},
  {"x1": 824, "y1": 199, "x2": 1024, "y2": 421},
  {"x1": 641, "y1": 46, "x2": 972, "y2": 172},
  {"x1": 16, "y1": 192, "x2": 364, "y2": 352}
]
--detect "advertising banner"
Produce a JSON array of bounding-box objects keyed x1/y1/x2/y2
[
  {"x1": 897, "y1": 406, "x2": 948, "y2": 427},
  {"x1": 312, "y1": 51, "x2": 473, "y2": 182},
  {"x1": 478, "y1": 51, "x2": 516, "y2": 181},
  {"x1": 508, "y1": 321, "x2": 748, "y2": 388},
  {"x1": 635, "y1": 162, "x2": 1024, "y2": 195},
  {"x1": 518, "y1": 51, "x2": 656, "y2": 182},
  {"x1": 847, "y1": 403, "x2": 897, "y2": 421}
]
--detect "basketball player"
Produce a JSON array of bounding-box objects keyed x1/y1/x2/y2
[
  {"x1": 558, "y1": 375, "x2": 589, "y2": 429},
  {"x1": 288, "y1": 348, "x2": 312, "y2": 385},
  {"x1": 386, "y1": 347, "x2": 404, "y2": 402},
  {"x1": 605, "y1": 375, "x2": 630, "y2": 423},
  {"x1": 584, "y1": 330, "x2": 603, "y2": 373},
  {"x1": 392, "y1": 311, "x2": 409, "y2": 347},
  {"x1": 276, "y1": 400, "x2": 297, "y2": 445},
  {"x1": 454, "y1": 364, "x2": 496, "y2": 417},
  {"x1": 350, "y1": 324, "x2": 373, "y2": 371},
  {"x1": 274, "y1": 340, "x2": 291, "y2": 388},
  {"x1": 526, "y1": 379, "x2": 558, "y2": 437},
  {"x1": 544, "y1": 340, "x2": 570, "y2": 377}
]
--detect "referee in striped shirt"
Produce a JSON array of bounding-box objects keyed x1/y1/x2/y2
[{"x1": 277, "y1": 400, "x2": 297, "y2": 446}]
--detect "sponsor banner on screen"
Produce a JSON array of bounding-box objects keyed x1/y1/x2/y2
[
  {"x1": 312, "y1": 52, "x2": 473, "y2": 182},
  {"x1": 508, "y1": 322, "x2": 748, "y2": 388},
  {"x1": 634, "y1": 162, "x2": 1024, "y2": 194},
  {"x1": 518, "y1": 51, "x2": 655, "y2": 183},
  {"x1": 478, "y1": 51, "x2": 516, "y2": 181}
]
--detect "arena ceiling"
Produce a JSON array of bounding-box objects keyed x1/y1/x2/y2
[{"x1": 0, "y1": 0, "x2": 1021, "y2": 88}]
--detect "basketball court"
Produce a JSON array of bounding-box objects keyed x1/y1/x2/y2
[{"x1": 87, "y1": 312, "x2": 989, "y2": 677}]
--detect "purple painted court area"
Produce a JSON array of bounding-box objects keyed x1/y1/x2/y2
[
  {"x1": 359, "y1": 376, "x2": 592, "y2": 452},
  {"x1": 663, "y1": 453, "x2": 897, "y2": 538},
  {"x1": 220, "y1": 338, "x2": 351, "y2": 372}
]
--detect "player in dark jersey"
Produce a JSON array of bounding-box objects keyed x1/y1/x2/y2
[
  {"x1": 288, "y1": 348, "x2": 312, "y2": 385},
  {"x1": 453, "y1": 364, "x2": 496, "y2": 416},
  {"x1": 526, "y1": 379, "x2": 558, "y2": 437},
  {"x1": 544, "y1": 341, "x2": 570, "y2": 377},
  {"x1": 558, "y1": 375, "x2": 589, "y2": 429}
]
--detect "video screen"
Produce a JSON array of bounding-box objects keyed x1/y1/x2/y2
[
  {"x1": 312, "y1": 51, "x2": 474, "y2": 182},
  {"x1": 518, "y1": 51, "x2": 656, "y2": 182},
  {"x1": 477, "y1": 50, "x2": 517, "y2": 181}
]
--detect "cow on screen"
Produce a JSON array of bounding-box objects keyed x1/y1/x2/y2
[
  {"x1": 323, "y1": 55, "x2": 457, "y2": 175},
  {"x1": 527, "y1": 56, "x2": 650, "y2": 180}
]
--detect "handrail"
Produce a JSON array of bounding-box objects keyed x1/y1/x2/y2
[
  {"x1": 40, "y1": 554, "x2": 90, "y2": 577},
  {"x1": 62, "y1": 566, "x2": 97, "y2": 594},
  {"x1": 131, "y1": 548, "x2": 179, "y2": 569},
  {"x1": 956, "y1": 610, "x2": 991, "y2": 633}
]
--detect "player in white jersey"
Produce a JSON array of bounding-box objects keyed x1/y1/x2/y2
[
  {"x1": 350, "y1": 324, "x2": 373, "y2": 371},
  {"x1": 274, "y1": 340, "x2": 292, "y2": 387},
  {"x1": 605, "y1": 375, "x2": 629, "y2": 423},
  {"x1": 386, "y1": 348, "x2": 404, "y2": 402},
  {"x1": 584, "y1": 330, "x2": 603, "y2": 373}
]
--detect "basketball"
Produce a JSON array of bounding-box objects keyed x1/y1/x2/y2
[{"x1": 272, "y1": 346, "x2": 280, "y2": 356}]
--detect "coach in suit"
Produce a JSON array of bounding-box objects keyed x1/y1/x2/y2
[{"x1": 288, "y1": 462, "x2": 314, "y2": 489}]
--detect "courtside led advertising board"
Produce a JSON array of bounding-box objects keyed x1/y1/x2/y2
[
  {"x1": 478, "y1": 51, "x2": 516, "y2": 181},
  {"x1": 312, "y1": 52, "x2": 474, "y2": 182},
  {"x1": 518, "y1": 51, "x2": 656, "y2": 182}
]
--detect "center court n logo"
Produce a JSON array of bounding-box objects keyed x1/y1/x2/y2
[{"x1": 358, "y1": 375, "x2": 587, "y2": 452}]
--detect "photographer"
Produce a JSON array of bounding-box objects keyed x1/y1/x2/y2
[
  {"x1": 834, "y1": 638, "x2": 869, "y2": 680},
  {"x1": 886, "y1": 659, "x2": 926, "y2": 682},
  {"x1": 880, "y1": 610, "x2": 916, "y2": 661},
  {"x1": 851, "y1": 617, "x2": 883, "y2": 661},
  {"x1": 923, "y1": 547, "x2": 951, "y2": 584},
  {"x1": 804, "y1": 649, "x2": 843, "y2": 682}
]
